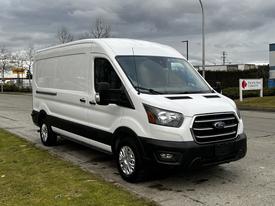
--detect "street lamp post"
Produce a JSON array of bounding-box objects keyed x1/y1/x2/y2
[
  {"x1": 198, "y1": 0, "x2": 205, "y2": 78},
  {"x1": 181, "y1": 40, "x2": 189, "y2": 60}
]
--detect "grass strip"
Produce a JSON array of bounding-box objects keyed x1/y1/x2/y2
[
  {"x1": 0, "y1": 129, "x2": 155, "y2": 206},
  {"x1": 235, "y1": 96, "x2": 275, "y2": 110}
]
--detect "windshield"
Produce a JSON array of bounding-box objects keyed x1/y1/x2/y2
[{"x1": 116, "y1": 56, "x2": 211, "y2": 94}]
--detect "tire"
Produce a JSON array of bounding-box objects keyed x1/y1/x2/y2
[
  {"x1": 116, "y1": 138, "x2": 146, "y2": 182},
  {"x1": 40, "y1": 119, "x2": 57, "y2": 146}
]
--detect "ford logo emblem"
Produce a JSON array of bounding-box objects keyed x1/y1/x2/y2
[{"x1": 213, "y1": 121, "x2": 225, "y2": 129}]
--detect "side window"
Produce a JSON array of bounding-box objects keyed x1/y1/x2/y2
[{"x1": 94, "y1": 58, "x2": 122, "y2": 92}]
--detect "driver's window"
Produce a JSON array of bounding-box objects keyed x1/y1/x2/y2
[{"x1": 94, "y1": 58, "x2": 122, "y2": 92}]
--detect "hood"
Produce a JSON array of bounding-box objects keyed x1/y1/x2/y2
[{"x1": 139, "y1": 93, "x2": 236, "y2": 117}]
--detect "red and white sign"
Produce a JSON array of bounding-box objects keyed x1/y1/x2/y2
[
  {"x1": 239, "y1": 79, "x2": 263, "y2": 101},
  {"x1": 240, "y1": 79, "x2": 262, "y2": 90}
]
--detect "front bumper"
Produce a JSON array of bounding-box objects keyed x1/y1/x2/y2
[{"x1": 139, "y1": 133, "x2": 247, "y2": 168}]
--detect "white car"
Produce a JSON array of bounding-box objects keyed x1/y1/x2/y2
[{"x1": 31, "y1": 38, "x2": 247, "y2": 182}]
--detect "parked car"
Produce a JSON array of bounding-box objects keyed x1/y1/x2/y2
[{"x1": 31, "y1": 39, "x2": 247, "y2": 182}]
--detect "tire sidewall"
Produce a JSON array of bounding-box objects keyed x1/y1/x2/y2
[
  {"x1": 40, "y1": 119, "x2": 56, "y2": 146},
  {"x1": 116, "y1": 138, "x2": 144, "y2": 182},
  {"x1": 40, "y1": 123, "x2": 49, "y2": 144}
]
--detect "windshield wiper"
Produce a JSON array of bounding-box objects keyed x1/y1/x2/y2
[{"x1": 135, "y1": 86, "x2": 163, "y2": 94}]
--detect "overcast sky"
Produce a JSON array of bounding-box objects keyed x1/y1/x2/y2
[{"x1": 0, "y1": 0, "x2": 274, "y2": 65}]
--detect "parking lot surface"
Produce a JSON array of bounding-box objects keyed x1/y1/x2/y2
[{"x1": 0, "y1": 93, "x2": 275, "y2": 206}]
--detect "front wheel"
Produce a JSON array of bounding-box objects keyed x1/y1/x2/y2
[
  {"x1": 116, "y1": 139, "x2": 146, "y2": 182},
  {"x1": 40, "y1": 120, "x2": 57, "y2": 146}
]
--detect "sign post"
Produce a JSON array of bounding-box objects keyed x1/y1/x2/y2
[{"x1": 239, "y1": 78, "x2": 263, "y2": 101}]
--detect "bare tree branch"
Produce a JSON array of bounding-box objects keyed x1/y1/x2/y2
[
  {"x1": 0, "y1": 46, "x2": 11, "y2": 92},
  {"x1": 91, "y1": 18, "x2": 111, "y2": 38},
  {"x1": 25, "y1": 44, "x2": 34, "y2": 87},
  {"x1": 79, "y1": 18, "x2": 111, "y2": 39},
  {"x1": 56, "y1": 26, "x2": 74, "y2": 44}
]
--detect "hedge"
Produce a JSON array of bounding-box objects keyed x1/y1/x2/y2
[
  {"x1": 2, "y1": 84, "x2": 32, "y2": 93},
  {"x1": 222, "y1": 87, "x2": 275, "y2": 99},
  {"x1": 200, "y1": 65, "x2": 270, "y2": 88}
]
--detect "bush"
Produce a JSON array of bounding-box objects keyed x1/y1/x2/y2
[
  {"x1": 3, "y1": 84, "x2": 32, "y2": 93},
  {"x1": 222, "y1": 87, "x2": 275, "y2": 99}
]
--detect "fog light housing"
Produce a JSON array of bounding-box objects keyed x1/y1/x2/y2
[
  {"x1": 157, "y1": 151, "x2": 180, "y2": 163},
  {"x1": 160, "y1": 153, "x2": 174, "y2": 160}
]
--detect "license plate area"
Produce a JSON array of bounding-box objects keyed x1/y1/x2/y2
[{"x1": 215, "y1": 142, "x2": 235, "y2": 156}]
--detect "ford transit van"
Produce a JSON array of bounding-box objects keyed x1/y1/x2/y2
[{"x1": 31, "y1": 39, "x2": 247, "y2": 182}]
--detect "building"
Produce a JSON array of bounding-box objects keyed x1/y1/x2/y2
[
  {"x1": 1, "y1": 62, "x2": 31, "y2": 87},
  {"x1": 269, "y1": 43, "x2": 275, "y2": 88},
  {"x1": 195, "y1": 64, "x2": 257, "y2": 71}
]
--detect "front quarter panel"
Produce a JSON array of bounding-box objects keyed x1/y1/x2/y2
[{"x1": 120, "y1": 101, "x2": 193, "y2": 142}]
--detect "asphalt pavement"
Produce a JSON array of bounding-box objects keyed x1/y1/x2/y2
[{"x1": 0, "y1": 93, "x2": 275, "y2": 206}]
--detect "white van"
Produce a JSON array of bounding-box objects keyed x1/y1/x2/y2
[{"x1": 31, "y1": 39, "x2": 247, "y2": 182}]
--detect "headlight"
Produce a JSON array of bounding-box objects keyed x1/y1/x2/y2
[
  {"x1": 143, "y1": 104, "x2": 183, "y2": 127},
  {"x1": 236, "y1": 108, "x2": 241, "y2": 119}
]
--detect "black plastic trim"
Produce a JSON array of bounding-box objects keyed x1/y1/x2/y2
[
  {"x1": 203, "y1": 95, "x2": 220, "y2": 98},
  {"x1": 31, "y1": 110, "x2": 39, "y2": 126},
  {"x1": 166, "y1": 96, "x2": 192, "y2": 100},
  {"x1": 36, "y1": 90, "x2": 57, "y2": 96},
  {"x1": 46, "y1": 115, "x2": 113, "y2": 146},
  {"x1": 138, "y1": 133, "x2": 247, "y2": 167}
]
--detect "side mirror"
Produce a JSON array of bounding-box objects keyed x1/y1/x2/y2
[
  {"x1": 213, "y1": 81, "x2": 222, "y2": 93},
  {"x1": 96, "y1": 82, "x2": 111, "y2": 105}
]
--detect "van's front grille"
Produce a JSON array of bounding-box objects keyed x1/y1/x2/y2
[{"x1": 191, "y1": 113, "x2": 238, "y2": 143}]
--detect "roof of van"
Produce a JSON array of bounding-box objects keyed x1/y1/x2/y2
[{"x1": 36, "y1": 38, "x2": 184, "y2": 58}]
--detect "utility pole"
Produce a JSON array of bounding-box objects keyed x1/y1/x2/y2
[
  {"x1": 181, "y1": 40, "x2": 189, "y2": 60},
  {"x1": 221, "y1": 51, "x2": 227, "y2": 65},
  {"x1": 198, "y1": 0, "x2": 205, "y2": 78}
]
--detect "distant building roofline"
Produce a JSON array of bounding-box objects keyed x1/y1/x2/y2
[
  {"x1": 270, "y1": 43, "x2": 275, "y2": 51},
  {"x1": 193, "y1": 63, "x2": 257, "y2": 67}
]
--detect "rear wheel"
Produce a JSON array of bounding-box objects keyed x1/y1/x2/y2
[
  {"x1": 116, "y1": 138, "x2": 146, "y2": 182},
  {"x1": 40, "y1": 119, "x2": 57, "y2": 146}
]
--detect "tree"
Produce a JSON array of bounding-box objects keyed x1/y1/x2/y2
[
  {"x1": 0, "y1": 46, "x2": 10, "y2": 92},
  {"x1": 56, "y1": 26, "x2": 74, "y2": 44},
  {"x1": 79, "y1": 18, "x2": 111, "y2": 39},
  {"x1": 25, "y1": 45, "x2": 34, "y2": 87},
  {"x1": 91, "y1": 18, "x2": 111, "y2": 38}
]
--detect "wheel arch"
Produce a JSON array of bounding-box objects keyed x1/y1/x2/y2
[
  {"x1": 112, "y1": 127, "x2": 145, "y2": 156},
  {"x1": 37, "y1": 110, "x2": 47, "y2": 126}
]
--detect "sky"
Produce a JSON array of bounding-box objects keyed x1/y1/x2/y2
[{"x1": 0, "y1": 0, "x2": 275, "y2": 65}]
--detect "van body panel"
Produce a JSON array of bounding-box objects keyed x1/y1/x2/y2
[
  {"x1": 32, "y1": 38, "x2": 246, "y2": 173},
  {"x1": 139, "y1": 94, "x2": 236, "y2": 116},
  {"x1": 101, "y1": 39, "x2": 183, "y2": 58}
]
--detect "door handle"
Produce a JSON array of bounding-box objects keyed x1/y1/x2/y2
[
  {"x1": 80, "y1": 98, "x2": 86, "y2": 103},
  {"x1": 89, "y1": 101, "x2": 96, "y2": 105}
]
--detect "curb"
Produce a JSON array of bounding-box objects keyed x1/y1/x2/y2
[
  {"x1": 238, "y1": 106, "x2": 275, "y2": 113},
  {"x1": 0, "y1": 92, "x2": 32, "y2": 96}
]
